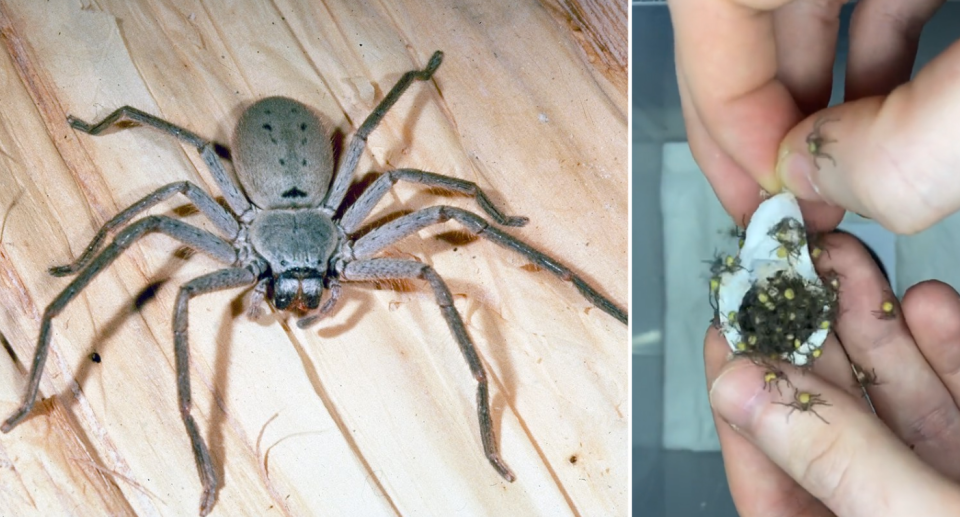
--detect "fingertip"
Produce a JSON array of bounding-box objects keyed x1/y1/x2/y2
[
  {"x1": 704, "y1": 326, "x2": 734, "y2": 378},
  {"x1": 775, "y1": 144, "x2": 822, "y2": 201},
  {"x1": 902, "y1": 280, "x2": 960, "y2": 340},
  {"x1": 734, "y1": 371, "x2": 959, "y2": 516},
  {"x1": 708, "y1": 359, "x2": 771, "y2": 430},
  {"x1": 756, "y1": 167, "x2": 783, "y2": 197}
]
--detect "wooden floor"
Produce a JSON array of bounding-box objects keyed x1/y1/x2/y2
[{"x1": 0, "y1": 1, "x2": 627, "y2": 515}]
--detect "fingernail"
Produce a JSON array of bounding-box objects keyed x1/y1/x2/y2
[
  {"x1": 776, "y1": 146, "x2": 822, "y2": 201},
  {"x1": 709, "y1": 363, "x2": 767, "y2": 430},
  {"x1": 756, "y1": 169, "x2": 782, "y2": 196}
]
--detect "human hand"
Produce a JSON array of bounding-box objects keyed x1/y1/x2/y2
[
  {"x1": 704, "y1": 232, "x2": 960, "y2": 516},
  {"x1": 669, "y1": 0, "x2": 954, "y2": 233}
]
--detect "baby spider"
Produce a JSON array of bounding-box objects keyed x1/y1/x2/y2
[
  {"x1": 808, "y1": 232, "x2": 832, "y2": 261},
  {"x1": 807, "y1": 117, "x2": 839, "y2": 170},
  {"x1": 775, "y1": 390, "x2": 831, "y2": 424},
  {"x1": 726, "y1": 225, "x2": 746, "y2": 249},
  {"x1": 767, "y1": 217, "x2": 807, "y2": 261},
  {"x1": 708, "y1": 275, "x2": 721, "y2": 310},
  {"x1": 873, "y1": 291, "x2": 898, "y2": 320},
  {"x1": 793, "y1": 346, "x2": 825, "y2": 376},
  {"x1": 707, "y1": 277, "x2": 722, "y2": 329},
  {"x1": 751, "y1": 358, "x2": 792, "y2": 396},
  {"x1": 773, "y1": 240, "x2": 806, "y2": 263},
  {"x1": 706, "y1": 252, "x2": 743, "y2": 276},
  {"x1": 723, "y1": 310, "x2": 741, "y2": 331},
  {"x1": 821, "y1": 270, "x2": 842, "y2": 300},
  {"x1": 851, "y1": 362, "x2": 880, "y2": 390},
  {"x1": 0, "y1": 51, "x2": 627, "y2": 516},
  {"x1": 767, "y1": 217, "x2": 804, "y2": 243}
]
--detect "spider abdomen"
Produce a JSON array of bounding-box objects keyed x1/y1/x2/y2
[{"x1": 233, "y1": 97, "x2": 334, "y2": 209}]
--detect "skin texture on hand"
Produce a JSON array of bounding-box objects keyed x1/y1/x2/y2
[
  {"x1": 704, "y1": 232, "x2": 960, "y2": 516},
  {"x1": 669, "y1": 0, "x2": 952, "y2": 234},
  {"x1": 778, "y1": 45, "x2": 960, "y2": 234}
]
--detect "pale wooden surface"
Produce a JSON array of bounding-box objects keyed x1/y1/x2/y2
[{"x1": 0, "y1": 1, "x2": 628, "y2": 516}]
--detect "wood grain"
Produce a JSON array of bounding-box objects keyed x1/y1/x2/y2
[{"x1": 0, "y1": 1, "x2": 628, "y2": 515}]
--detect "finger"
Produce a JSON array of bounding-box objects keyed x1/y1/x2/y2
[
  {"x1": 678, "y1": 50, "x2": 845, "y2": 232},
  {"x1": 806, "y1": 331, "x2": 867, "y2": 402},
  {"x1": 773, "y1": 0, "x2": 845, "y2": 114},
  {"x1": 670, "y1": 0, "x2": 802, "y2": 193},
  {"x1": 676, "y1": 52, "x2": 764, "y2": 221},
  {"x1": 704, "y1": 327, "x2": 831, "y2": 516},
  {"x1": 711, "y1": 356, "x2": 960, "y2": 517},
  {"x1": 815, "y1": 232, "x2": 960, "y2": 478},
  {"x1": 775, "y1": 40, "x2": 960, "y2": 234},
  {"x1": 846, "y1": 0, "x2": 945, "y2": 100},
  {"x1": 901, "y1": 280, "x2": 960, "y2": 479},
  {"x1": 906, "y1": 281, "x2": 960, "y2": 405}
]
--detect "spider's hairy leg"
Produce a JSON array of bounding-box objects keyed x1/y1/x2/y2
[
  {"x1": 1, "y1": 216, "x2": 236, "y2": 432},
  {"x1": 322, "y1": 51, "x2": 444, "y2": 213},
  {"x1": 342, "y1": 258, "x2": 516, "y2": 482},
  {"x1": 69, "y1": 105, "x2": 205, "y2": 146},
  {"x1": 351, "y1": 205, "x2": 627, "y2": 324},
  {"x1": 339, "y1": 168, "x2": 529, "y2": 233},
  {"x1": 244, "y1": 277, "x2": 270, "y2": 320},
  {"x1": 68, "y1": 106, "x2": 252, "y2": 216},
  {"x1": 50, "y1": 182, "x2": 239, "y2": 277},
  {"x1": 173, "y1": 267, "x2": 257, "y2": 516}
]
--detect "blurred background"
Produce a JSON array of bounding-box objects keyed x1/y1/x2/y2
[{"x1": 632, "y1": 2, "x2": 960, "y2": 515}]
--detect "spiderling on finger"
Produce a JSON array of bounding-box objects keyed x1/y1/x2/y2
[
  {"x1": 851, "y1": 362, "x2": 880, "y2": 391},
  {"x1": 807, "y1": 117, "x2": 838, "y2": 170},
  {"x1": 774, "y1": 389, "x2": 831, "y2": 424},
  {"x1": 873, "y1": 290, "x2": 898, "y2": 320}
]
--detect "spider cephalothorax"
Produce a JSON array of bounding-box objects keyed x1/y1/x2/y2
[
  {"x1": 1, "y1": 51, "x2": 627, "y2": 516},
  {"x1": 246, "y1": 207, "x2": 341, "y2": 312}
]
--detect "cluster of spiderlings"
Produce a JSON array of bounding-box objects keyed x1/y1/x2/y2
[
  {"x1": 731, "y1": 270, "x2": 835, "y2": 362},
  {"x1": 768, "y1": 217, "x2": 807, "y2": 262}
]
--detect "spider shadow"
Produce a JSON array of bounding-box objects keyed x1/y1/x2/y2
[
  {"x1": 24, "y1": 248, "x2": 192, "y2": 497},
  {"x1": 311, "y1": 285, "x2": 378, "y2": 338},
  {"x1": 207, "y1": 287, "x2": 247, "y2": 491},
  {"x1": 449, "y1": 278, "x2": 518, "y2": 442},
  {"x1": 0, "y1": 328, "x2": 21, "y2": 369},
  {"x1": 68, "y1": 249, "x2": 191, "y2": 409},
  {"x1": 394, "y1": 78, "x2": 433, "y2": 154},
  {"x1": 56, "y1": 243, "x2": 249, "y2": 497}
]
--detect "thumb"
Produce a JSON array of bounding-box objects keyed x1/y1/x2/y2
[
  {"x1": 710, "y1": 360, "x2": 960, "y2": 517},
  {"x1": 774, "y1": 39, "x2": 960, "y2": 234}
]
